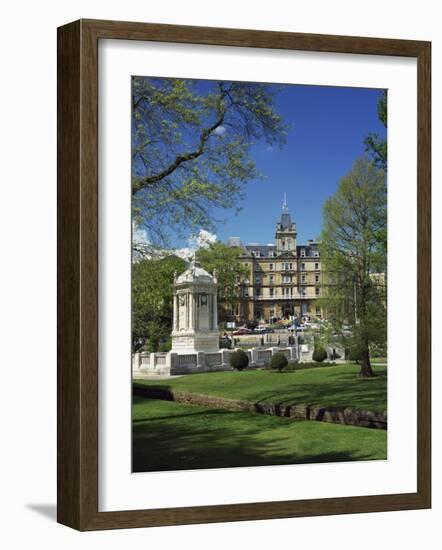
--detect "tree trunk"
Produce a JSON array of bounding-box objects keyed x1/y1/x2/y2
[{"x1": 359, "y1": 343, "x2": 375, "y2": 377}]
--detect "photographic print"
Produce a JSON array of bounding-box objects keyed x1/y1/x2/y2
[{"x1": 131, "y1": 76, "x2": 388, "y2": 473}]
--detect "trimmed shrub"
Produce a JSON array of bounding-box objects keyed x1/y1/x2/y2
[
  {"x1": 230, "y1": 349, "x2": 249, "y2": 371},
  {"x1": 270, "y1": 352, "x2": 289, "y2": 373},
  {"x1": 312, "y1": 346, "x2": 327, "y2": 362}
]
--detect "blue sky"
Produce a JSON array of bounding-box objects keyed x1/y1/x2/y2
[
  {"x1": 134, "y1": 80, "x2": 386, "y2": 249},
  {"x1": 210, "y1": 83, "x2": 386, "y2": 246}
]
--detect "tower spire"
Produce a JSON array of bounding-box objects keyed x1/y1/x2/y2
[{"x1": 282, "y1": 193, "x2": 289, "y2": 213}]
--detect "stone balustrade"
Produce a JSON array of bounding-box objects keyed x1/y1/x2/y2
[{"x1": 132, "y1": 345, "x2": 298, "y2": 377}]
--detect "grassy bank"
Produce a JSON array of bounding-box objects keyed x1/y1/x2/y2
[
  {"x1": 133, "y1": 397, "x2": 387, "y2": 472},
  {"x1": 135, "y1": 364, "x2": 387, "y2": 411}
]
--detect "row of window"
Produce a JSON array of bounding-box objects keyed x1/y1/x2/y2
[
  {"x1": 251, "y1": 249, "x2": 320, "y2": 258},
  {"x1": 252, "y1": 262, "x2": 321, "y2": 272},
  {"x1": 255, "y1": 274, "x2": 321, "y2": 284},
  {"x1": 250, "y1": 287, "x2": 321, "y2": 297}
]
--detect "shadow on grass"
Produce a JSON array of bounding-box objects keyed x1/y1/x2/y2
[
  {"x1": 252, "y1": 371, "x2": 387, "y2": 411},
  {"x1": 133, "y1": 408, "x2": 231, "y2": 424},
  {"x1": 132, "y1": 399, "x2": 385, "y2": 473}
]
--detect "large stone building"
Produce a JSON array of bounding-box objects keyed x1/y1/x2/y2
[{"x1": 227, "y1": 197, "x2": 324, "y2": 323}]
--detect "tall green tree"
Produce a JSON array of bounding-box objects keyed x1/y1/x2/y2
[
  {"x1": 132, "y1": 78, "x2": 287, "y2": 244},
  {"x1": 364, "y1": 90, "x2": 387, "y2": 171},
  {"x1": 196, "y1": 241, "x2": 248, "y2": 321},
  {"x1": 132, "y1": 255, "x2": 186, "y2": 352},
  {"x1": 320, "y1": 156, "x2": 387, "y2": 377}
]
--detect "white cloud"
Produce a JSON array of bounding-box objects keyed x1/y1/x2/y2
[
  {"x1": 132, "y1": 222, "x2": 150, "y2": 246},
  {"x1": 195, "y1": 229, "x2": 217, "y2": 249},
  {"x1": 173, "y1": 247, "x2": 194, "y2": 261},
  {"x1": 213, "y1": 125, "x2": 226, "y2": 136},
  {"x1": 175, "y1": 229, "x2": 217, "y2": 260},
  {"x1": 132, "y1": 225, "x2": 217, "y2": 263}
]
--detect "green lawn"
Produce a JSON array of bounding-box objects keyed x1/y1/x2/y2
[
  {"x1": 135, "y1": 364, "x2": 387, "y2": 411},
  {"x1": 133, "y1": 397, "x2": 387, "y2": 472}
]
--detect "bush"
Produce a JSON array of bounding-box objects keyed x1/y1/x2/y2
[
  {"x1": 312, "y1": 346, "x2": 327, "y2": 362},
  {"x1": 219, "y1": 338, "x2": 232, "y2": 349},
  {"x1": 270, "y1": 352, "x2": 289, "y2": 373},
  {"x1": 230, "y1": 349, "x2": 249, "y2": 370},
  {"x1": 245, "y1": 319, "x2": 259, "y2": 331},
  {"x1": 158, "y1": 336, "x2": 172, "y2": 352}
]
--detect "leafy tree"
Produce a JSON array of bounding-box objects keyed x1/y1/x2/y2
[
  {"x1": 364, "y1": 90, "x2": 387, "y2": 171},
  {"x1": 132, "y1": 255, "x2": 186, "y2": 352},
  {"x1": 132, "y1": 78, "x2": 287, "y2": 244},
  {"x1": 320, "y1": 156, "x2": 387, "y2": 377},
  {"x1": 196, "y1": 241, "x2": 248, "y2": 321}
]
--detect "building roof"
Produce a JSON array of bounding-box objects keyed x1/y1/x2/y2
[
  {"x1": 238, "y1": 243, "x2": 320, "y2": 258},
  {"x1": 226, "y1": 236, "x2": 243, "y2": 248},
  {"x1": 279, "y1": 212, "x2": 293, "y2": 230},
  {"x1": 226, "y1": 197, "x2": 320, "y2": 258},
  {"x1": 277, "y1": 194, "x2": 294, "y2": 231}
]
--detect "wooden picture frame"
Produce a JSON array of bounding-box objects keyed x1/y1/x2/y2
[{"x1": 57, "y1": 18, "x2": 431, "y2": 530}]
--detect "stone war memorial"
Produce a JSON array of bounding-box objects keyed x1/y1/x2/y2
[{"x1": 132, "y1": 257, "x2": 298, "y2": 376}]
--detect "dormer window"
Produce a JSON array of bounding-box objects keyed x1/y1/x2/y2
[{"x1": 300, "y1": 248, "x2": 306, "y2": 257}]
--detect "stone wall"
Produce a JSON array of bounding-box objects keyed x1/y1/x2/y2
[{"x1": 132, "y1": 384, "x2": 387, "y2": 430}]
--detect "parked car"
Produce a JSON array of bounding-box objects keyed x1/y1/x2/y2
[
  {"x1": 232, "y1": 328, "x2": 253, "y2": 335},
  {"x1": 254, "y1": 327, "x2": 275, "y2": 334}
]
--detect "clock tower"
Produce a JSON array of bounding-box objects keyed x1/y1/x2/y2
[{"x1": 275, "y1": 194, "x2": 297, "y2": 254}]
